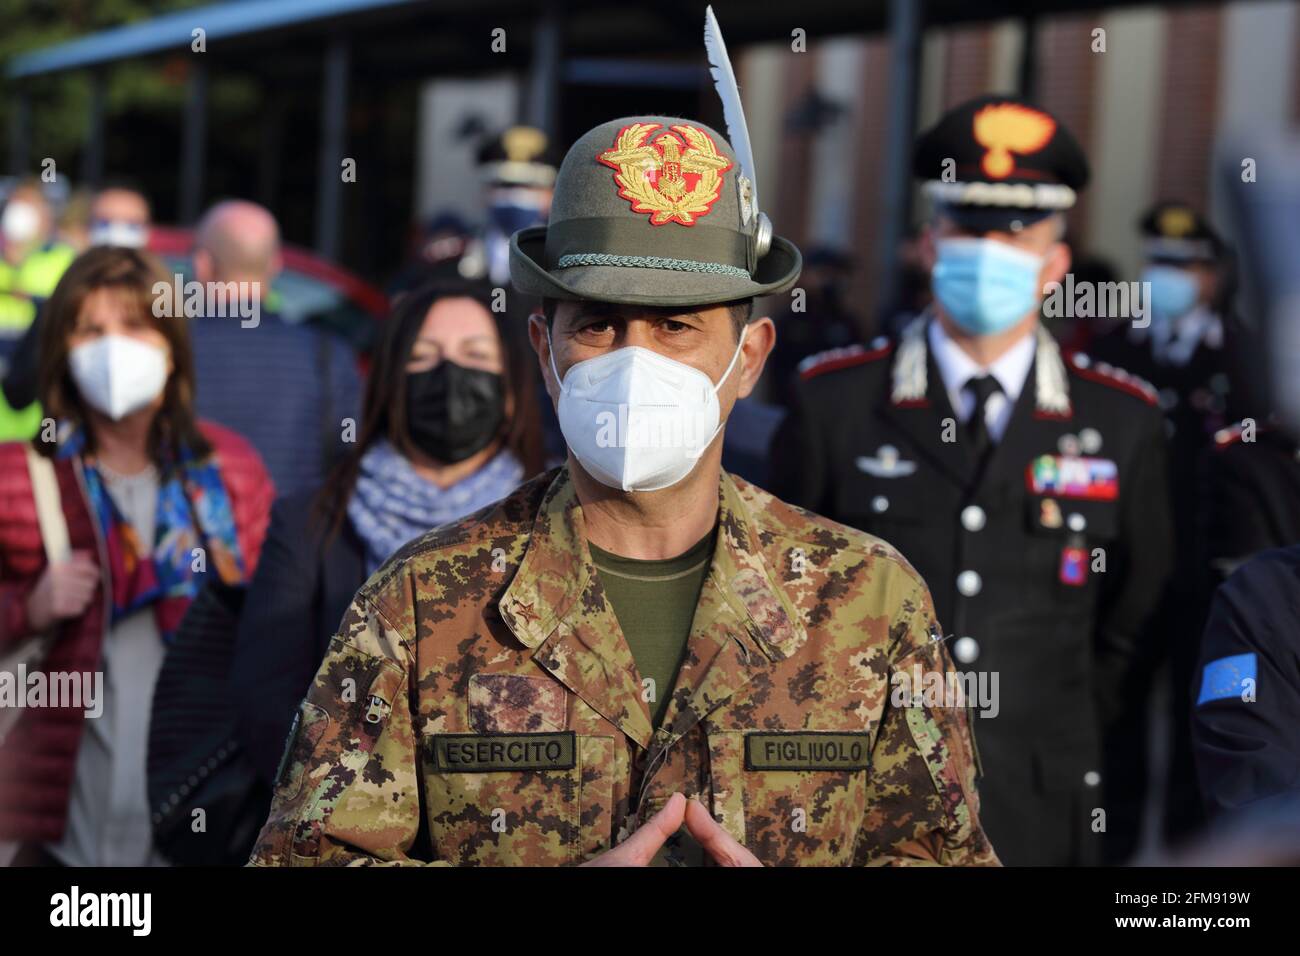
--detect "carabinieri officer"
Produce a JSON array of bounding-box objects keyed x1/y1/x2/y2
[{"x1": 771, "y1": 95, "x2": 1174, "y2": 866}]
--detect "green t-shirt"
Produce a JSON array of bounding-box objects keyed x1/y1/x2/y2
[{"x1": 588, "y1": 526, "x2": 717, "y2": 729}]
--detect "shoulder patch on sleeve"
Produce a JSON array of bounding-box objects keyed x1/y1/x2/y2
[
  {"x1": 1196, "y1": 652, "x2": 1257, "y2": 706},
  {"x1": 798, "y1": 339, "x2": 892, "y2": 380},
  {"x1": 1063, "y1": 351, "x2": 1159, "y2": 406}
]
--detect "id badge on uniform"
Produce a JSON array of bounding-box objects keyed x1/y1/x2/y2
[{"x1": 1059, "y1": 534, "x2": 1088, "y2": 586}]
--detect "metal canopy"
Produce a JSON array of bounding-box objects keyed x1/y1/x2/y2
[
  {"x1": 3, "y1": 0, "x2": 1215, "y2": 302},
  {"x1": 7, "y1": 0, "x2": 1214, "y2": 80},
  {"x1": 7, "y1": 0, "x2": 427, "y2": 78}
]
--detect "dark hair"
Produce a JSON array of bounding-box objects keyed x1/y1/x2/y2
[
  {"x1": 540, "y1": 296, "x2": 754, "y2": 339},
  {"x1": 37, "y1": 245, "x2": 211, "y2": 462},
  {"x1": 314, "y1": 278, "x2": 545, "y2": 539}
]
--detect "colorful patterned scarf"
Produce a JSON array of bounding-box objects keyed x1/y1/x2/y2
[
  {"x1": 60, "y1": 426, "x2": 248, "y2": 642},
  {"x1": 347, "y1": 439, "x2": 525, "y2": 574}
]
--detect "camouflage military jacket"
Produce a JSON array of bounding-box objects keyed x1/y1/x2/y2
[{"x1": 250, "y1": 466, "x2": 998, "y2": 866}]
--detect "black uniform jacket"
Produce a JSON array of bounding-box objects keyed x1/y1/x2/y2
[{"x1": 770, "y1": 315, "x2": 1174, "y2": 865}]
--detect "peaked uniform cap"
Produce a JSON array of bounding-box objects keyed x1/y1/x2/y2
[
  {"x1": 1139, "y1": 201, "x2": 1224, "y2": 262},
  {"x1": 509, "y1": 115, "x2": 801, "y2": 306},
  {"x1": 477, "y1": 125, "x2": 560, "y2": 188},
  {"x1": 913, "y1": 94, "x2": 1089, "y2": 232}
]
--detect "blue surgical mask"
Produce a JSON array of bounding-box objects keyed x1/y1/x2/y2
[
  {"x1": 932, "y1": 237, "x2": 1046, "y2": 336},
  {"x1": 1142, "y1": 264, "x2": 1198, "y2": 319}
]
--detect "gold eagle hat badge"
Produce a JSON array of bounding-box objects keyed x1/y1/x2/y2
[{"x1": 597, "y1": 122, "x2": 733, "y2": 227}]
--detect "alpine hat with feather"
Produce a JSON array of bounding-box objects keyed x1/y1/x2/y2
[{"x1": 509, "y1": 115, "x2": 801, "y2": 307}]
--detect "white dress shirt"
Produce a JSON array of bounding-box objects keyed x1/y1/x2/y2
[{"x1": 928, "y1": 318, "x2": 1036, "y2": 444}]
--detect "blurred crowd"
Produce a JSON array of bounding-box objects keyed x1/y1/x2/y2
[{"x1": 0, "y1": 110, "x2": 1295, "y2": 867}]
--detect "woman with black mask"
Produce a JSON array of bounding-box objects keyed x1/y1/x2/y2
[{"x1": 229, "y1": 279, "x2": 543, "y2": 785}]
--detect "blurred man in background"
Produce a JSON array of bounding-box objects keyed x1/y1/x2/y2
[
  {"x1": 1092, "y1": 203, "x2": 1235, "y2": 485},
  {"x1": 1093, "y1": 204, "x2": 1231, "y2": 402},
  {"x1": 457, "y1": 126, "x2": 558, "y2": 286},
  {"x1": 0, "y1": 181, "x2": 75, "y2": 333},
  {"x1": 189, "y1": 199, "x2": 362, "y2": 499},
  {"x1": 1092, "y1": 203, "x2": 1238, "y2": 846},
  {"x1": 1, "y1": 183, "x2": 153, "y2": 442},
  {"x1": 0, "y1": 181, "x2": 77, "y2": 440},
  {"x1": 87, "y1": 184, "x2": 152, "y2": 250}
]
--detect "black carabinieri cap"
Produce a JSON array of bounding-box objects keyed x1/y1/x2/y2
[
  {"x1": 913, "y1": 94, "x2": 1090, "y2": 233},
  {"x1": 477, "y1": 126, "x2": 560, "y2": 189},
  {"x1": 1139, "y1": 201, "x2": 1223, "y2": 263}
]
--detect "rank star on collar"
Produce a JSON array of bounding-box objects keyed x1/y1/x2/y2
[
  {"x1": 513, "y1": 601, "x2": 541, "y2": 627},
  {"x1": 856, "y1": 444, "x2": 917, "y2": 478}
]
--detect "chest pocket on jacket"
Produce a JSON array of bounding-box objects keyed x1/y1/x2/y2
[
  {"x1": 705, "y1": 728, "x2": 870, "y2": 867},
  {"x1": 421, "y1": 731, "x2": 621, "y2": 865},
  {"x1": 1023, "y1": 492, "x2": 1121, "y2": 603}
]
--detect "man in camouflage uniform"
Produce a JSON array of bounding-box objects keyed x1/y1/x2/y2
[{"x1": 250, "y1": 115, "x2": 997, "y2": 867}]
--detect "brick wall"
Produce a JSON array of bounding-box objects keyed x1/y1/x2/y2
[
  {"x1": 1154, "y1": 5, "x2": 1223, "y2": 211},
  {"x1": 942, "y1": 26, "x2": 992, "y2": 110},
  {"x1": 849, "y1": 36, "x2": 894, "y2": 330},
  {"x1": 1035, "y1": 14, "x2": 1100, "y2": 243}
]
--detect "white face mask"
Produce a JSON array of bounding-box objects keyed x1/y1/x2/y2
[
  {"x1": 88, "y1": 219, "x2": 148, "y2": 249},
  {"x1": 68, "y1": 334, "x2": 169, "y2": 421},
  {"x1": 549, "y1": 327, "x2": 747, "y2": 492},
  {"x1": 2, "y1": 200, "x2": 40, "y2": 245}
]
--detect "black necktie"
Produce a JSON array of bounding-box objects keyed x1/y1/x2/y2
[{"x1": 965, "y1": 374, "x2": 1002, "y2": 468}]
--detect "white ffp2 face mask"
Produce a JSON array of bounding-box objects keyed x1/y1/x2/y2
[
  {"x1": 1, "y1": 200, "x2": 40, "y2": 245},
  {"x1": 68, "y1": 334, "x2": 169, "y2": 421},
  {"x1": 550, "y1": 327, "x2": 747, "y2": 492}
]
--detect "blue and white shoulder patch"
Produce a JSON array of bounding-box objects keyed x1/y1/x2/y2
[{"x1": 1196, "y1": 652, "x2": 1257, "y2": 706}]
